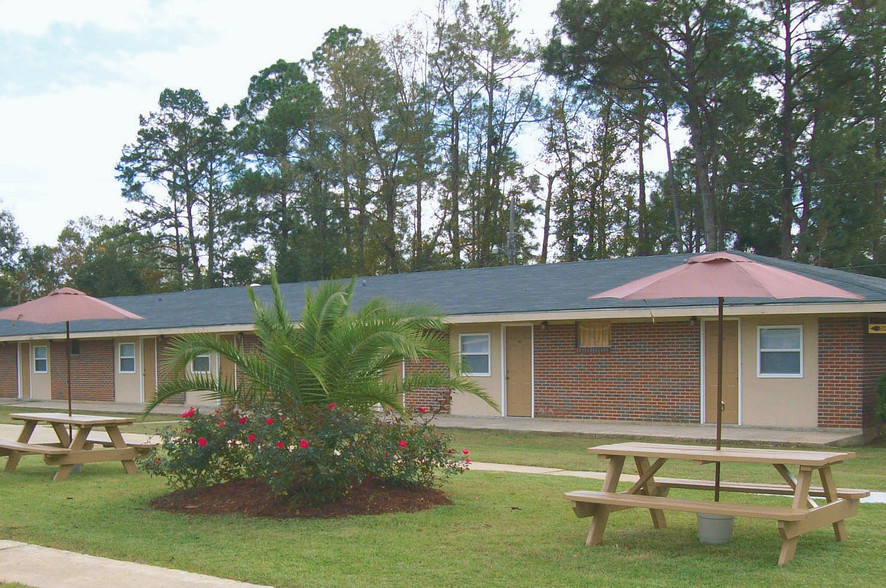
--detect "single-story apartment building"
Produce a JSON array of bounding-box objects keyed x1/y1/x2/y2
[{"x1": 1, "y1": 252, "x2": 885, "y2": 439}]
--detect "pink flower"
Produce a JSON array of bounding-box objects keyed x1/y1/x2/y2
[
  {"x1": 299, "y1": 439, "x2": 310, "y2": 449},
  {"x1": 238, "y1": 417, "x2": 248, "y2": 425},
  {"x1": 418, "y1": 406, "x2": 427, "y2": 413},
  {"x1": 181, "y1": 407, "x2": 195, "y2": 418},
  {"x1": 197, "y1": 437, "x2": 207, "y2": 447},
  {"x1": 218, "y1": 422, "x2": 225, "y2": 427},
  {"x1": 398, "y1": 440, "x2": 407, "y2": 448},
  {"x1": 462, "y1": 449, "x2": 469, "y2": 455},
  {"x1": 465, "y1": 458, "x2": 471, "y2": 464},
  {"x1": 266, "y1": 418, "x2": 274, "y2": 425},
  {"x1": 328, "y1": 403, "x2": 336, "y2": 410},
  {"x1": 276, "y1": 441, "x2": 285, "y2": 449},
  {"x1": 247, "y1": 433, "x2": 256, "y2": 443},
  {"x1": 385, "y1": 452, "x2": 389, "y2": 457}
]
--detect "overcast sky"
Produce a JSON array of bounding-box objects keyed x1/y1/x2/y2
[{"x1": 0, "y1": 0, "x2": 559, "y2": 246}]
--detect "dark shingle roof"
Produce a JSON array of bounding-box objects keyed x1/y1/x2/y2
[{"x1": 2, "y1": 252, "x2": 885, "y2": 338}]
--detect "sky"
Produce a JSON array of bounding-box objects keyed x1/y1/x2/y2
[{"x1": 0, "y1": 0, "x2": 560, "y2": 246}]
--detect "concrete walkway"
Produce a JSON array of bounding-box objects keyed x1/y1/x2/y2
[
  {"x1": 0, "y1": 541, "x2": 271, "y2": 588},
  {"x1": 0, "y1": 398, "x2": 869, "y2": 445}
]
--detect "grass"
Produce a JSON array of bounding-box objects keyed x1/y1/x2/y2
[
  {"x1": 0, "y1": 405, "x2": 178, "y2": 435},
  {"x1": 0, "y1": 429, "x2": 884, "y2": 587},
  {"x1": 446, "y1": 428, "x2": 886, "y2": 489}
]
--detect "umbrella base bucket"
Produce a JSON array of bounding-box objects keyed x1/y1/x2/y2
[{"x1": 697, "y1": 513, "x2": 734, "y2": 545}]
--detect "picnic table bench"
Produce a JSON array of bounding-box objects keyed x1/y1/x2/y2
[
  {"x1": 0, "y1": 413, "x2": 158, "y2": 481},
  {"x1": 565, "y1": 442, "x2": 869, "y2": 565}
]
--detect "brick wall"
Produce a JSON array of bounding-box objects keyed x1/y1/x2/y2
[
  {"x1": 49, "y1": 340, "x2": 114, "y2": 402},
  {"x1": 0, "y1": 344, "x2": 18, "y2": 398},
  {"x1": 534, "y1": 322, "x2": 700, "y2": 422},
  {"x1": 403, "y1": 356, "x2": 451, "y2": 413},
  {"x1": 818, "y1": 317, "x2": 868, "y2": 428}
]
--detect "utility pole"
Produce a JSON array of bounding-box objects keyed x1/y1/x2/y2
[{"x1": 506, "y1": 191, "x2": 516, "y2": 265}]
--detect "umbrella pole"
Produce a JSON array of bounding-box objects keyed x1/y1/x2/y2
[
  {"x1": 66, "y1": 321, "x2": 73, "y2": 439},
  {"x1": 715, "y1": 297, "x2": 724, "y2": 502}
]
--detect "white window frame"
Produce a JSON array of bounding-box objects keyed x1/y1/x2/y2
[
  {"x1": 33, "y1": 345, "x2": 48, "y2": 373},
  {"x1": 460, "y1": 333, "x2": 491, "y2": 377},
  {"x1": 118, "y1": 342, "x2": 136, "y2": 374},
  {"x1": 757, "y1": 326, "x2": 803, "y2": 378},
  {"x1": 191, "y1": 353, "x2": 212, "y2": 375}
]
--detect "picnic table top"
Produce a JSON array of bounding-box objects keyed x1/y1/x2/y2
[
  {"x1": 588, "y1": 441, "x2": 854, "y2": 467},
  {"x1": 10, "y1": 412, "x2": 136, "y2": 426}
]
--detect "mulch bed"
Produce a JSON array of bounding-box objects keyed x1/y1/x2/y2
[{"x1": 149, "y1": 477, "x2": 452, "y2": 519}]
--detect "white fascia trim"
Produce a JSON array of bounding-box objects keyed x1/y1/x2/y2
[{"x1": 443, "y1": 301, "x2": 886, "y2": 324}]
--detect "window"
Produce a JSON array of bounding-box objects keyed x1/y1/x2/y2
[
  {"x1": 578, "y1": 321, "x2": 611, "y2": 348},
  {"x1": 758, "y1": 326, "x2": 802, "y2": 377},
  {"x1": 70, "y1": 340, "x2": 80, "y2": 356},
  {"x1": 460, "y1": 334, "x2": 490, "y2": 376},
  {"x1": 33, "y1": 345, "x2": 47, "y2": 373},
  {"x1": 119, "y1": 343, "x2": 136, "y2": 373},
  {"x1": 192, "y1": 354, "x2": 211, "y2": 374}
]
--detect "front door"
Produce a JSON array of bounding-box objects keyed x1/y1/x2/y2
[
  {"x1": 142, "y1": 338, "x2": 157, "y2": 403},
  {"x1": 505, "y1": 326, "x2": 532, "y2": 417},
  {"x1": 704, "y1": 320, "x2": 739, "y2": 424}
]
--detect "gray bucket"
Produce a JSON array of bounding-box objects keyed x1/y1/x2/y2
[{"x1": 697, "y1": 513, "x2": 734, "y2": 544}]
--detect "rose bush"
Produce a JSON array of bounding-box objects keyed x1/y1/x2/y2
[{"x1": 141, "y1": 403, "x2": 469, "y2": 503}]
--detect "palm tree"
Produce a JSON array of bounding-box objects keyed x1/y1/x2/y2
[{"x1": 145, "y1": 273, "x2": 493, "y2": 414}]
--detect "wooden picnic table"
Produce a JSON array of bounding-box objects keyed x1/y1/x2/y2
[
  {"x1": 565, "y1": 441, "x2": 869, "y2": 565},
  {"x1": 0, "y1": 412, "x2": 155, "y2": 481}
]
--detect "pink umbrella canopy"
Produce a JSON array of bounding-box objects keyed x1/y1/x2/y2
[
  {"x1": 0, "y1": 287, "x2": 143, "y2": 324},
  {"x1": 590, "y1": 252, "x2": 864, "y2": 500},
  {"x1": 591, "y1": 252, "x2": 865, "y2": 301},
  {"x1": 0, "y1": 288, "x2": 143, "y2": 420}
]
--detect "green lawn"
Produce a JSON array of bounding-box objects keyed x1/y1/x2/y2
[
  {"x1": 0, "y1": 429, "x2": 883, "y2": 587},
  {"x1": 447, "y1": 428, "x2": 886, "y2": 489},
  {"x1": 0, "y1": 405, "x2": 177, "y2": 435}
]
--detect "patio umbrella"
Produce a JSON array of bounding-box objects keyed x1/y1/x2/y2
[
  {"x1": 589, "y1": 251, "x2": 864, "y2": 500},
  {"x1": 0, "y1": 288, "x2": 144, "y2": 420}
]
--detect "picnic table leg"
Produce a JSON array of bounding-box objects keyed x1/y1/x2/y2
[
  {"x1": 777, "y1": 466, "x2": 814, "y2": 565},
  {"x1": 49, "y1": 422, "x2": 72, "y2": 447},
  {"x1": 106, "y1": 425, "x2": 138, "y2": 474},
  {"x1": 53, "y1": 426, "x2": 92, "y2": 482},
  {"x1": 818, "y1": 466, "x2": 848, "y2": 541},
  {"x1": 587, "y1": 455, "x2": 624, "y2": 545},
  {"x1": 634, "y1": 456, "x2": 667, "y2": 529},
  {"x1": 4, "y1": 421, "x2": 39, "y2": 472}
]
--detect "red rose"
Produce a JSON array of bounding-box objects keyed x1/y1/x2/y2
[
  {"x1": 248, "y1": 434, "x2": 256, "y2": 443},
  {"x1": 197, "y1": 437, "x2": 207, "y2": 447},
  {"x1": 299, "y1": 439, "x2": 310, "y2": 449},
  {"x1": 181, "y1": 407, "x2": 195, "y2": 418},
  {"x1": 398, "y1": 440, "x2": 407, "y2": 448},
  {"x1": 418, "y1": 406, "x2": 427, "y2": 413},
  {"x1": 184, "y1": 428, "x2": 191, "y2": 433},
  {"x1": 385, "y1": 452, "x2": 389, "y2": 457},
  {"x1": 465, "y1": 458, "x2": 471, "y2": 464},
  {"x1": 238, "y1": 417, "x2": 248, "y2": 424},
  {"x1": 266, "y1": 418, "x2": 274, "y2": 425},
  {"x1": 463, "y1": 449, "x2": 469, "y2": 455},
  {"x1": 327, "y1": 403, "x2": 336, "y2": 410},
  {"x1": 218, "y1": 422, "x2": 225, "y2": 427},
  {"x1": 155, "y1": 457, "x2": 161, "y2": 462},
  {"x1": 276, "y1": 441, "x2": 285, "y2": 449}
]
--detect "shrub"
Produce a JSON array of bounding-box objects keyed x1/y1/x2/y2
[
  {"x1": 877, "y1": 373, "x2": 886, "y2": 422},
  {"x1": 141, "y1": 404, "x2": 469, "y2": 504}
]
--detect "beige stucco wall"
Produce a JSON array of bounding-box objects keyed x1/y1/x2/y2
[
  {"x1": 739, "y1": 316, "x2": 818, "y2": 428},
  {"x1": 114, "y1": 338, "x2": 141, "y2": 403},
  {"x1": 449, "y1": 323, "x2": 502, "y2": 416}
]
